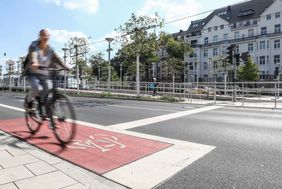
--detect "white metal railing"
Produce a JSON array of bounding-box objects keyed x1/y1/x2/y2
[{"x1": 1, "y1": 78, "x2": 282, "y2": 108}]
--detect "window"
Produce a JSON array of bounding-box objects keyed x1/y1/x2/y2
[
  {"x1": 234, "y1": 31, "x2": 240, "y2": 39},
  {"x1": 223, "y1": 33, "x2": 228, "y2": 41},
  {"x1": 248, "y1": 43, "x2": 254, "y2": 52},
  {"x1": 220, "y1": 25, "x2": 224, "y2": 30},
  {"x1": 245, "y1": 20, "x2": 250, "y2": 26},
  {"x1": 275, "y1": 12, "x2": 280, "y2": 18},
  {"x1": 261, "y1": 27, "x2": 267, "y2": 35},
  {"x1": 208, "y1": 27, "x2": 211, "y2": 32},
  {"x1": 203, "y1": 49, "x2": 208, "y2": 57},
  {"x1": 260, "y1": 41, "x2": 266, "y2": 50},
  {"x1": 274, "y1": 39, "x2": 280, "y2": 49},
  {"x1": 235, "y1": 45, "x2": 239, "y2": 54},
  {"x1": 248, "y1": 29, "x2": 254, "y2": 37},
  {"x1": 222, "y1": 46, "x2": 227, "y2": 54},
  {"x1": 275, "y1": 24, "x2": 281, "y2": 33},
  {"x1": 259, "y1": 56, "x2": 266, "y2": 64},
  {"x1": 253, "y1": 20, "x2": 257, "y2": 25},
  {"x1": 204, "y1": 37, "x2": 208, "y2": 44},
  {"x1": 213, "y1": 48, "x2": 218, "y2": 56},
  {"x1": 214, "y1": 26, "x2": 218, "y2": 31},
  {"x1": 213, "y1": 35, "x2": 218, "y2": 42},
  {"x1": 232, "y1": 23, "x2": 236, "y2": 29},
  {"x1": 267, "y1": 40, "x2": 269, "y2": 49},
  {"x1": 274, "y1": 55, "x2": 280, "y2": 64},
  {"x1": 267, "y1": 14, "x2": 271, "y2": 20},
  {"x1": 204, "y1": 62, "x2": 208, "y2": 70}
]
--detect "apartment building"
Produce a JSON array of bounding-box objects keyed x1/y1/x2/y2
[{"x1": 185, "y1": 0, "x2": 282, "y2": 82}]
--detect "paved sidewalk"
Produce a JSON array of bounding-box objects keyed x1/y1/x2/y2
[{"x1": 0, "y1": 131, "x2": 127, "y2": 189}]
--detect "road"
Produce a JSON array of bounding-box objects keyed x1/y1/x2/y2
[{"x1": 1, "y1": 92, "x2": 282, "y2": 188}]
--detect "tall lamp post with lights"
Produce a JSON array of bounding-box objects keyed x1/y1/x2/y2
[{"x1": 105, "y1": 37, "x2": 114, "y2": 93}]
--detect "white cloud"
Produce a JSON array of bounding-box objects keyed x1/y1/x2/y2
[
  {"x1": 44, "y1": 0, "x2": 99, "y2": 13},
  {"x1": 47, "y1": 28, "x2": 88, "y2": 44},
  {"x1": 138, "y1": 0, "x2": 202, "y2": 31}
]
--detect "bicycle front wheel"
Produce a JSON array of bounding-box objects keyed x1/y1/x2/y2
[
  {"x1": 49, "y1": 93, "x2": 76, "y2": 145},
  {"x1": 24, "y1": 95, "x2": 42, "y2": 134}
]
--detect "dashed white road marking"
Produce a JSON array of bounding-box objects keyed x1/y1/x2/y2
[
  {"x1": 109, "y1": 105, "x2": 223, "y2": 130},
  {"x1": 0, "y1": 102, "x2": 217, "y2": 189}
]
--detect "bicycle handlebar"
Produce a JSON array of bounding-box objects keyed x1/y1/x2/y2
[{"x1": 38, "y1": 66, "x2": 68, "y2": 72}]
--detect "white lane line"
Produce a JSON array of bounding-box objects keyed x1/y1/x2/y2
[
  {"x1": 108, "y1": 104, "x2": 180, "y2": 112},
  {"x1": 0, "y1": 103, "x2": 216, "y2": 189},
  {"x1": 109, "y1": 105, "x2": 223, "y2": 130},
  {"x1": 0, "y1": 104, "x2": 25, "y2": 112}
]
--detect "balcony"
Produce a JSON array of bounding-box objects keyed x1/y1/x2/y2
[{"x1": 199, "y1": 31, "x2": 282, "y2": 48}]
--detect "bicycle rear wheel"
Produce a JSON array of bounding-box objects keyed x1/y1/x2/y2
[
  {"x1": 49, "y1": 93, "x2": 76, "y2": 145},
  {"x1": 24, "y1": 95, "x2": 42, "y2": 134}
]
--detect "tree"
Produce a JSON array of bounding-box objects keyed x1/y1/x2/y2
[
  {"x1": 88, "y1": 52, "x2": 105, "y2": 81},
  {"x1": 237, "y1": 57, "x2": 259, "y2": 82},
  {"x1": 115, "y1": 13, "x2": 164, "y2": 81},
  {"x1": 159, "y1": 33, "x2": 192, "y2": 82},
  {"x1": 65, "y1": 37, "x2": 90, "y2": 85}
]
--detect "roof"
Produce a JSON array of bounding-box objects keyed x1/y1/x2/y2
[
  {"x1": 171, "y1": 30, "x2": 188, "y2": 39},
  {"x1": 187, "y1": 0, "x2": 274, "y2": 33}
]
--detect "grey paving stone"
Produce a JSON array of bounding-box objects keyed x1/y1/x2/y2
[
  {"x1": 5, "y1": 146, "x2": 26, "y2": 156},
  {"x1": 0, "y1": 166, "x2": 34, "y2": 185},
  {"x1": 0, "y1": 154, "x2": 39, "y2": 168},
  {"x1": 25, "y1": 161, "x2": 57, "y2": 175},
  {"x1": 26, "y1": 149, "x2": 62, "y2": 165},
  {"x1": 0, "y1": 150, "x2": 13, "y2": 158},
  {"x1": 62, "y1": 183, "x2": 88, "y2": 189},
  {"x1": 54, "y1": 162, "x2": 106, "y2": 186},
  {"x1": 0, "y1": 183, "x2": 18, "y2": 189},
  {"x1": 15, "y1": 171, "x2": 77, "y2": 189},
  {"x1": 54, "y1": 162, "x2": 126, "y2": 189}
]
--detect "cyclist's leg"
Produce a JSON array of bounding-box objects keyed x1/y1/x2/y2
[
  {"x1": 27, "y1": 75, "x2": 41, "y2": 109},
  {"x1": 40, "y1": 76, "x2": 53, "y2": 116}
]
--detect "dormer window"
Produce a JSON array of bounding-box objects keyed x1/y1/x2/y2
[{"x1": 238, "y1": 9, "x2": 255, "y2": 17}]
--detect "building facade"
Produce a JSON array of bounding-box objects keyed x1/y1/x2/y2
[{"x1": 185, "y1": 0, "x2": 282, "y2": 82}]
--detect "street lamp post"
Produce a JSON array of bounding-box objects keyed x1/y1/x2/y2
[
  {"x1": 120, "y1": 62, "x2": 123, "y2": 84},
  {"x1": 105, "y1": 37, "x2": 114, "y2": 93},
  {"x1": 62, "y1": 47, "x2": 68, "y2": 91}
]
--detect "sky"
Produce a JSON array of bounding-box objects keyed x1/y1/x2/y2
[{"x1": 0, "y1": 0, "x2": 242, "y2": 71}]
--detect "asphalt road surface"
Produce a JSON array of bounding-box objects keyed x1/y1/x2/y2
[{"x1": 1, "y1": 92, "x2": 282, "y2": 189}]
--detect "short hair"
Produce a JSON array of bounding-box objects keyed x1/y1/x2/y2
[{"x1": 39, "y1": 29, "x2": 47, "y2": 36}]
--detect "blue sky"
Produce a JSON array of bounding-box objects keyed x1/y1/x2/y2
[{"x1": 0, "y1": 0, "x2": 241, "y2": 70}]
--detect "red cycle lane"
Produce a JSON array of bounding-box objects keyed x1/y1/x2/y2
[{"x1": 0, "y1": 118, "x2": 172, "y2": 174}]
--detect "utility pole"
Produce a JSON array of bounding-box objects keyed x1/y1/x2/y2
[
  {"x1": 74, "y1": 45, "x2": 79, "y2": 94},
  {"x1": 105, "y1": 37, "x2": 114, "y2": 93},
  {"x1": 62, "y1": 47, "x2": 68, "y2": 91},
  {"x1": 136, "y1": 53, "x2": 140, "y2": 95},
  {"x1": 120, "y1": 62, "x2": 123, "y2": 84}
]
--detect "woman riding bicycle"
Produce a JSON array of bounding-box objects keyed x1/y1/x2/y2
[{"x1": 26, "y1": 29, "x2": 70, "y2": 114}]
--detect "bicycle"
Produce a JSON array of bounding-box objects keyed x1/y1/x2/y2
[{"x1": 24, "y1": 66, "x2": 77, "y2": 146}]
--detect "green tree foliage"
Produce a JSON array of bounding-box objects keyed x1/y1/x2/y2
[
  {"x1": 115, "y1": 13, "x2": 164, "y2": 81},
  {"x1": 88, "y1": 52, "x2": 105, "y2": 81},
  {"x1": 65, "y1": 37, "x2": 90, "y2": 81},
  {"x1": 237, "y1": 57, "x2": 259, "y2": 82},
  {"x1": 159, "y1": 32, "x2": 192, "y2": 81}
]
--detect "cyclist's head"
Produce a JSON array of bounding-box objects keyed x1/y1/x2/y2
[{"x1": 39, "y1": 29, "x2": 50, "y2": 45}]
